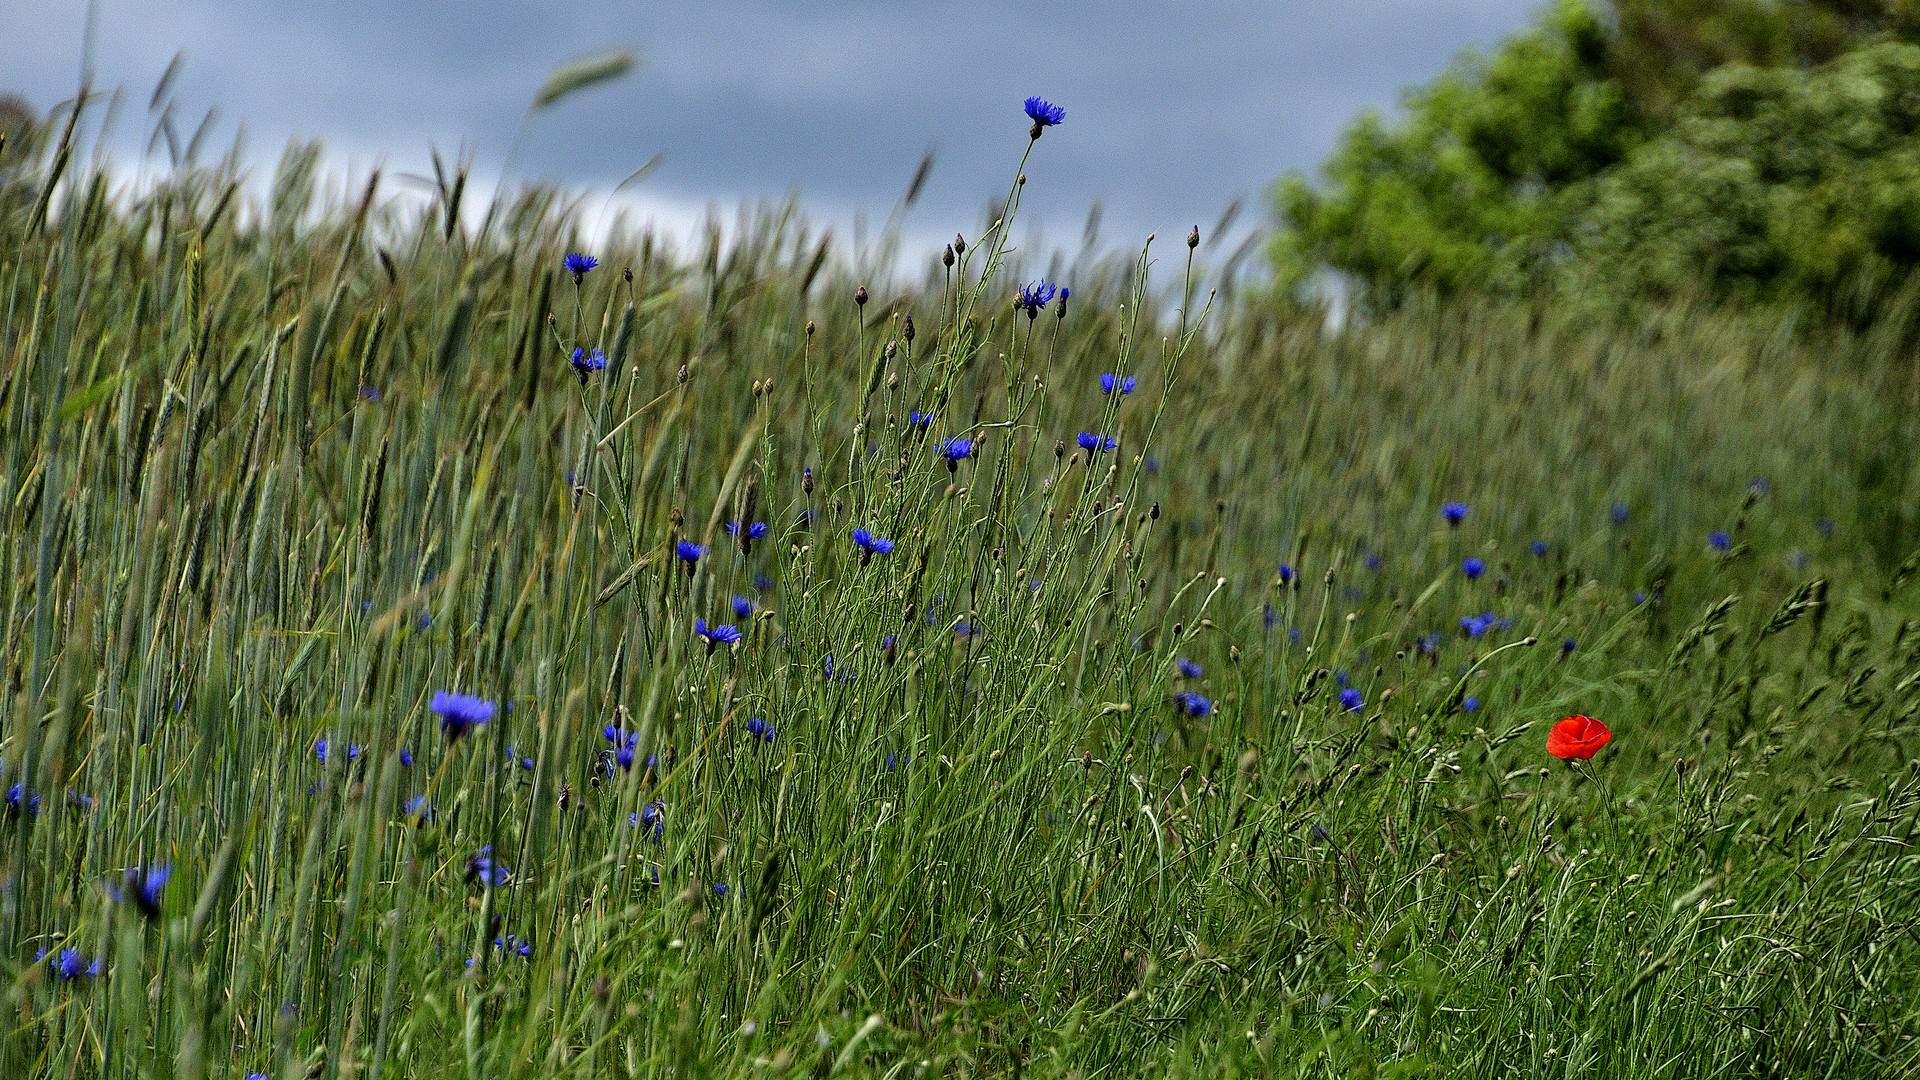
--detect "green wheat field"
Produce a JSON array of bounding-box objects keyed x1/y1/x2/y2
[{"x1": 4, "y1": 68, "x2": 1920, "y2": 1080}]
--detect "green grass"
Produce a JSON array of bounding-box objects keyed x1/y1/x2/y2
[{"x1": 4, "y1": 90, "x2": 1920, "y2": 1080}]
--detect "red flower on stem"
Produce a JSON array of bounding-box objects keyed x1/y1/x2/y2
[{"x1": 1547, "y1": 715, "x2": 1611, "y2": 760}]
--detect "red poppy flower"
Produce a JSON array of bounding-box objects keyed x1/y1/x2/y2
[{"x1": 1547, "y1": 715, "x2": 1611, "y2": 760}]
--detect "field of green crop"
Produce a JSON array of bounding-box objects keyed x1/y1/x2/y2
[{"x1": 4, "y1": 88, "x2": 1920, "y2": 1079}]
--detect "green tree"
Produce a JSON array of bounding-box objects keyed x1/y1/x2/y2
[
  {"x1": 1579, "y1": 41, "x2": 1920, "y2": 298},
  {"x1": 1274, "y1": 0, "x2": 1920, "y2": 301}
]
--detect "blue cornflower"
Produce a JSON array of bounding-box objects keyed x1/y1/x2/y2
[
  {"x1": 1365, "y1": 552, "x2": 1384, "y2": 571},
  {"x1": 603, "y1": 725, "x2": 638, "y2": 771},
  {"x1": 1462, "y1": 557, "x2": 1485, "y2": 580},
  {"x1": 1173, "y1": 692, "x2": 1213, "y2": 717},
  {"x1": 122, "y1": 864, "x2": 170, "y2": 920},
  {"x1": 1024, "y1": 96, "x2": 1066, "y2": 134},
  {"x1": 6, "y1": 783, "x2": 40, "y2": 817},
  {"x1": 1632, "y1": 590, "x2": 1649, "y2": 606},
  {"x1": 1442, "y1": 502, "x2": 1468, "y2": 526},
  {"x1": 1338, "y1": 687, "x2": 1364, "y2": 713},
  {"x1": 1789, "y1": 550, "x2": 1810, "y2": 571},
  {"x1": 1818, "y1": 518, "x2": 1836, "y2": 538},
  {"x1": 1335, "y1": 669, "x2": 1350, "y2": 687},
  {"x1": 1100, "y1": 373, "x2": 1136, "y2": 395},
  {"x1": 754, "y1": 573, "x2": 775, "y2": 593},
  {"x1": 1176, "y1": 657, "x2": 1203, "y2": 679},
  {"x1": 638, "y1": 800, "x2": 665, "y2": 842},
  {"x1": 732, "y1": 594, "x2": 754, "y2": 619},
  {"x1": 431, "y1": 691, "x2": 496, "y2": 741},
  {"x1": 1076, "y1": 432, "x2": 1117, "y2": 454},
  {"x1": 359, "y1": 384, "x2": 381, "y2": 402},
  {"x1": 1611, "y1": 502, "x2": 1629, "y2": 525},
  {"x1": 315, "y1": 740, "x2": 360, "y2": 766},
  {"x1": 1462, "y1": 696, "x2": 1480, "y2": 712},
  {"x1": 940, "y1": 437, "x2": 974, "y2": 470},
  {"x1": 403, "y1": 796, "x2": 434, "y2": 823},
  {"x1": 725, "y1": 520, "x2": 768, "y2": 539},
  {"x1": 67, "y1": 790, "x2": 94, "y2": 811},
  {"x1": 907, "y1": 411, "x2": 935, "y2": 432},
  {"x1": 676, "y1": 541, "x2": 706, "y2": 568},
  {"x1": 1709, "y1": 531, "x2": 1732, "y2": 551},
  {"x1": 1417, "y1": 632, "x2": 1442, "y2": 656},
  {"x1": 568, "y1": 349, "x2": 606, "y2": 378},
  {"x1": 47, "y1": 949, "x2": 100, "y2": 982},
  {"x1": 1015, "y1": 280, "x2": 1057, "y2": 318},
  {"x1": 570, "y1": 347, "x2": 607, "y2": 385},
  {"x1": 400, "y1": 748, "x2": 414, "y2": 767},
  {"x1": 852, "y1": 528, "x2": 895, "y2": 565},
  {"x1": 563, "y1": 253, "x2": 598, "y2": 281},
  {"x1": 1278, "y1": 564, "x2": 1294, "y2": 586},
  {"x1": 695, "y1": 618, "x2": 743, "y2": 653},
  {"x1": 743, "y1": 717, "x2": 776, "y2": 743},
  {"x1": 1562, "y1": 638, "x2": 1577, "y2": 656},
  {"x1": 1459, "y1": 611, "x2": 1511, "y2": 637},
  {"x1": 466, "y1": 846, "x2": 510, "y2": 888},
  {"x1": 1530, "y1": 540, "x2": 1547, "y2": 557},
  {"x1": 1263, "y1": 603, "x2": 1277, "y2": 630},
  {"x1": 823, "y1": 655, "x2": 859, "y2": 682}
]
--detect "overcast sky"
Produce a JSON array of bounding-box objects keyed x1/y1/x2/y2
[{"x1": 8, "y1": 1, "x2": 1541, "y2": 264}]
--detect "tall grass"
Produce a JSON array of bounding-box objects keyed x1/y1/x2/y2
[{"x1": 2, "y1": 85, "x2": 1920, "y2": 1079}]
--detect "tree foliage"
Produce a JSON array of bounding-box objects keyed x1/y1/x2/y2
[{"x1": 1275, "y1": 0, "x2": 1920, "y2": 303}]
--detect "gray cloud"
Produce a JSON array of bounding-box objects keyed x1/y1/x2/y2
[{"x1": 8, "y1": 0, "x2": 1539, "y2": 259}]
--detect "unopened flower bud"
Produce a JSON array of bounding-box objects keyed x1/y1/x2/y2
[
  {"x1": 854, "y1": 286, "x2": 868, "y2": 307},
  {"x1": 1187, "y1": 226, "x2": 1199, "y2": 249}
]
